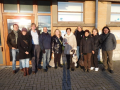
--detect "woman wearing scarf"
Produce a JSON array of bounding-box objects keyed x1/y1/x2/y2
[{"x1": 17, "y1": 28, "x2": 32, "y2": 76}]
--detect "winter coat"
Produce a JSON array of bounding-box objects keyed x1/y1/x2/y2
[
  {"x1": 80, "y1": 35, "x2": 94, "y2": 54},
  {"x1": 17, "y1": 34, "x2": 32, "y2": 60},
  {"x1": 101, "y1": 33, "x2": 116, "y2": 51},
  {"x1": 7, "y1": 30, "x2": 21, "y2": 49},
  {"x1": 92, "y1": 34, "x2": 102, "y2": 53},
  {"x1": 74, "y1": 30, "x2": 85, "y2": 46},
  {"x1": 39, "y1": 32, "x2": 51, "y2": 50},
  {"x1": 52, "y1": 35, "x2": 63, "y2": 54},
  {"x1": 63, "y1": 32, "x2": 77, "y2": 54},
  {"x1": 27, "y1": 30, "x2": 40, "y2": 44}
]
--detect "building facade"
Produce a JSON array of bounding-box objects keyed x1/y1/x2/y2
[{"x1": 0, "y1": 0, "x2": 120, "y2": 66}]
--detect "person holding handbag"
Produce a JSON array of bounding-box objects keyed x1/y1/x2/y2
[
  {"x1": 80, "y1": 30, "x2": 94, "y2": 72},
  {"x1": 52, "y1": 29, "x2": 63, "y2": 69},
  {"x1": 17, "y1": 28, "x2": 32, "y2": 76},
  {"x1": 63, "y1": 28, "x2": 77, "y2": 71}
]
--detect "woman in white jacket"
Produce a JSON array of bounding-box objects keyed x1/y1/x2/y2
[{"x1": 63, "y1": 28, "x2": 77, "y2": 71}]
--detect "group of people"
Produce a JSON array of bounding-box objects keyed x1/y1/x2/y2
[{"x1": 7, "y1": 23, "x2": 116, "y2": 76}]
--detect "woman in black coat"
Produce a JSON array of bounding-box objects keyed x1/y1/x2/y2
[
  {"x1": 17, "y1": 28, "x2": 32, "y2": 76},
  {"x1": 52, "y1": 29, "x2": 63, "y2": 69},
  {"x1": 80, "y1": 30, "x2": 94, "y2": 72},
  {"x1": 90, "y1": 28, "x2": 101, "y2": 71}
]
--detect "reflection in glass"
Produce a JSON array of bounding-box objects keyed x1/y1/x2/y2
[
  {"x1": 111, "y1": 4, "x2": 120, "y2": 13},
  {"x1": 111, "y1": 14, "x2": 120, "y2": 22},
  {"x1": 0, "y1": 29, "x2": 1, "y2": 46},
  {"x1": 7, "y1": 19, "x2": 31, "y2": 61},
  {"x1": 38, "y1": 1, "x2": 51, "y2": 13},
  {"x1": 20, "y1": 0, "x2": 33, "y2": 13},
  {"x1": 38, "y1": 16, "x2": 51, "y2": 34},
  {"x1": 3, "y1": 0, "x2": 17, "y2": 12},
  {"x1": 58, "y1": 12, "x2": 83, "y2": 21},
  {"x1": 58, "y1": 2, "x2": 83, "y2": 12}
]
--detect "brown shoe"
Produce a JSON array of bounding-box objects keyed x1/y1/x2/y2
[
  {"x1": 23, "y1": 68, "x2": 26, "y2": 76},
  {"x1": 26, "y1": 68, "x2": 30, "y2": 75},
  {"x1": 32, "y1": 71, "x2": 35, "y2": 74},
  {"x1": 20, "y1": 69, "x2": 23, "y2": 72},
  {"x1": 13, "y1": 70, "x2": 16, "y2": 74}
]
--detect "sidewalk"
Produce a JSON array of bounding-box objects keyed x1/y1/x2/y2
[{"x1": 0, "y1": 61, "x2": 120, "y2": 90}]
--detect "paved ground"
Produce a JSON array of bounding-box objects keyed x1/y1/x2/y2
[{"x1": 0, "y1": 61, "x2": 120, "y2": 90}]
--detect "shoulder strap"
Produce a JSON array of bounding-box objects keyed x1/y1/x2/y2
[
  {"x1": 102, "y1": 33, "x2": 110, "y2": 44},
  {"x1": 58, "y1": 38, "x2": 62, "y2": 45}
]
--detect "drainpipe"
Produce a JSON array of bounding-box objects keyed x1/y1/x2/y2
[{"x1": 95, "y1": 0, "x2": 98, "y2": 28}]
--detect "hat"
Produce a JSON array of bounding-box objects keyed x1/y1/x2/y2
[
  {"x1": 85, "y1": 30, "x2": 90, "y2": 33},
  {"x1": 22, "y1": 28, "x2": 27, "y2": 32}
]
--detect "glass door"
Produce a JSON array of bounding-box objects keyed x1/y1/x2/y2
[{"x1": 3, "y1": 16, "x2": 34, "y2": 65}]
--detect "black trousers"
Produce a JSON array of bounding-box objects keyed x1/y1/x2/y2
[
  {"x1": 66, "y1": 54, "x2": 75, "y2": 69},
  {"x1": 54, "y1": 53, "x2": 61, "y2": 66},
  {"x1": 91, "y1": 52, "x2": 98, "y2": 68}
]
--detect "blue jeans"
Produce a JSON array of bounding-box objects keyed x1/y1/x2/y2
[
  {"x1": 43, "y1": 49, "x2": 50, "y2": 69},
  {"x1": 97, "y1": 49, "x2": 100, "y2": 61},
  {"x1": 77, "y1": 46, "x2": 81, "y2": 60},
  {"x1": 11, "y1": 49, "x2": 22, "y2": 70},
  {"x1": 20, "y1": 58, "x2": 29, "y2": 68}
]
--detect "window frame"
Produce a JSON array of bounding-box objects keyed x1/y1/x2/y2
[
  {"x1": 57, "y1": 1, "x2": 84, "y2": 23},
  {"x1": 110, "y1": 3, "x2": 120, "y2": 23}
]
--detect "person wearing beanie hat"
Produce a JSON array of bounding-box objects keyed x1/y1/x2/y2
[{"x1": 17, "y1": 28, "x2": 32, "y2": 76}]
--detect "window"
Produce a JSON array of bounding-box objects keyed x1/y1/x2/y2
[
  {"x1": 38, "y1": 1, "x2": 51, "y2": 13},
  {"x1": 3, "y1": 0, "x2": 17, "y2": 12},
  {"x1": 111, "y1": 4, "x2": 120, "y2": 22},
  {"x1": 58, "y1": 2, "x2": 83, "y2": 22},
  {"x1": 38, "y1": 16, "x2": 51, "y2": 34},
  {"x1": 20, "y1": 0, "x2": 33, "y2": 13}
]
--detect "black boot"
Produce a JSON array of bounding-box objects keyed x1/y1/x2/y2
[
  {"x1": 23, "y1": 68, "x2": 26, "y2": 76},
  {"x1": 58, "y1": 64, "x2": 63, "y2": 68},
  {"x1": 26, "y1": 68, "x2": 29, "y2": 75},
  {"x1": 54, "y1": 66, "x2": 57, "y2": 69}
]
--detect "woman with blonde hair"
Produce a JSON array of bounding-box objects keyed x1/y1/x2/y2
[
  {"x1": 52, "y1": 29, "x2": 63, "y2": 69},
  {"x1": 91, "y1": 28, "x2": 101, "y2": 71}
]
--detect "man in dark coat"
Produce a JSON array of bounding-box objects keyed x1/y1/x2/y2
[
  {"x1": 27, "y1": 23, "x2": 41, "y2": 74},
  {"x1": 7, "y1": 24, "x2": 23, "y2": 74},
  {"x1": 39, "y1": 27, "x2": 51, "y2": 72},
  {"x1": 74, "y1": 26, "x2": 84, "y2": 68},
  {"x1": 101, "y1": 26, "x2": 116, "y2": 73}
]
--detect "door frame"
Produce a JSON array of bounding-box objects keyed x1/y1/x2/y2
[{"x1": 3, "y1": 15, "x2": 34, "y2": 66}]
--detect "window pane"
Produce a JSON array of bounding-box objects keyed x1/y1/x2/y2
[
  {"x1": 20, "y1": 0, "x2": 33, "y2": 13},
  {"x1": 111, "y1": 4, "x2": 120, "y2": 13},
  {"x1": 38, "y1": 1, "x2": 50, "y2": 13},
  {"x1": 7, "y1": 19, "x2": 32, "y2": 61},
  {"x1": 0, "y1": 29, "x2": 1, "y2": 46},
  {"x1": 58, "y1": 2, "x2": 83, "y2": 12},
  {"x1": 58, "y1": 12, "x2": 83, "y2": 21},
  {"x1": 3, "y1": 0, "x2": 17, "y2": 12},
  {"x1": 111, "y1": 14, "x2": 120, "y2": 22},
  {"x1": 38, "y1": 16, "x2": 51, "y2": 34}
]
